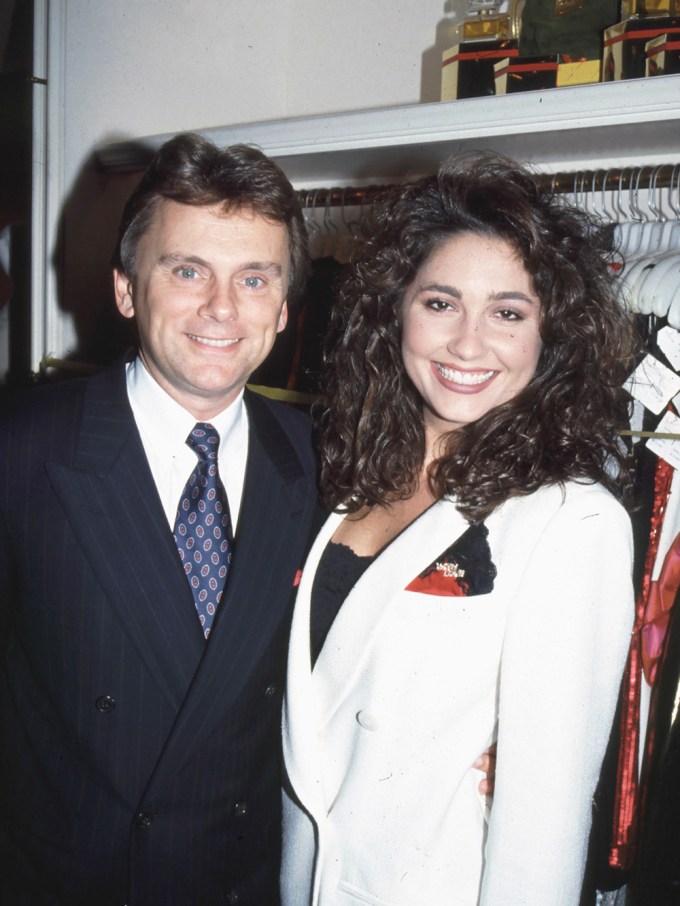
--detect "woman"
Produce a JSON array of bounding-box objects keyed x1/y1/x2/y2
[{"x1": 281, "y1": 152, "x2": 636, "y2": 905}]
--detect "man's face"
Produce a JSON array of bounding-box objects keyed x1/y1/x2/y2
[{"x1": 114, "y1": 200, "x2": 290, "y2": 419}]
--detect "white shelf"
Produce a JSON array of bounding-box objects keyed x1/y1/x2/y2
[{"x1": 97, "y1": 75, "x2": 680, "y2": 185}]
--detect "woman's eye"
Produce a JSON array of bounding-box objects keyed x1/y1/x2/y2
[
  {"x1": 425, "y1": 298, "x2": 451, "y2": 312},
  {"x1": 496, "y1": 308, "x2": 522, "y2": 321}
]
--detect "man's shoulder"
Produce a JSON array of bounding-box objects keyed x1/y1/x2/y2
[
  {"x1": 1, "y1": 374, "x2": 88, "y2": 425},
  {"x1": 244, "y1": 390, "x2": 314, "y2": 455},
  {"x1": 0, "y1": 363, "x2": 126, "y2": 435}
]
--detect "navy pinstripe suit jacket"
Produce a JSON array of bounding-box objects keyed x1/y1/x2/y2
[{"x1": 0, "y1": 361, "x2": 320, "y2": 906}]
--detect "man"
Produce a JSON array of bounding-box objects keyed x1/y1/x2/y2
[{"x1": 0, "y1": 133, "x2": 319, "y2": 905}]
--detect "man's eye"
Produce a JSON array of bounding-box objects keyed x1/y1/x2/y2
[
  {"x1": 178, "y1": 267, "x2": 198, "y2": 280},
  {"x1": 243, "y1": 275, "x2": 264, "y2": 288}
]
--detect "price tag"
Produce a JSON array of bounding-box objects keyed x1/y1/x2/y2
[
  {"x1": 624, "y1": 354, "x2": 680, "y2": 415},
  {"x1": 657, "y1": 326, "x2": 680, "y2": 371},
  {"x1": 648, "y1": 410, "x2": 680, "y2": 469}
]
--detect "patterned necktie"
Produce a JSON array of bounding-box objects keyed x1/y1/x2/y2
[{"x1": 173, "y1": 423, "x2": 233, "y2": 638}]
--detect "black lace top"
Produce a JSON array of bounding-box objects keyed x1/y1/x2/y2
[{"x1": 310, "y1": 541, "x2": 375, "y2": 667}]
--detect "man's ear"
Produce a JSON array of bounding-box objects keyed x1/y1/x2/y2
[
  {"x1": 113, "y1": 269, "x2": 135, "y2": 319},
  {"x1": 277, "y1": 299, "x2": 288, "y2": 334}
]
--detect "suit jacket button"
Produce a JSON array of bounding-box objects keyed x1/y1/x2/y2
[
  {"x1": 356, "y1": 710, "x2": 379, "y2": 731},
  {"x1": 233, "y1": 801, "x2": 248, "y2": 818},
  {"x1": 226, "y1": 891, "x2": 239, "y2": 904},
  {"x1": 95, "y1": 695, "x2": 116, "y2": 712},
  {"x1": 264, "y1": 683, "x2": 278, "y2": 698},
  {"x1": 135, "y1": 810, "x2": 153, "y2": 828}
]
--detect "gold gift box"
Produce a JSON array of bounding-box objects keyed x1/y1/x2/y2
[
  {"x1": 621, "y1": 1, "x2": 680, "y2": 16},
  {"x1": 463, "y1": 14, "x2": 511, "y2": 43},
  {"x1": 493, "y1": 55, "x2": 600, "y2": 96}
]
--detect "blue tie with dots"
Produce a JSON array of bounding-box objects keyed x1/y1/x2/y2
[{"x1": 173, "y1": 423, "x2": 233, "y2": 638}]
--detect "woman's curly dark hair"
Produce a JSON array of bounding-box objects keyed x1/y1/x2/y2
[{"x1": 317, "y1": 151, "x2": 639, "y2": 522}]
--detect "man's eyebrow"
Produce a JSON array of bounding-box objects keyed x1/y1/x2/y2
[
  {"x1": 158, "y1": 253, "x2": 209, "y2": 268},
  {"x1": 240, "y1": 261, "x2": 284, "y2": 275},
  {"x1": 157, "y1": 254, "x2": 284, "y2": 275}
]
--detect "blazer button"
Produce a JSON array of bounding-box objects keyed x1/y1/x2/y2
[
  {"x1": 233, "y1": 801, "x2": 248, "y2": 818},
  {"x1": 134, "y1": 810, "x2": 154, "y2": 828},
  {"x1": 264, "y1": 683, "x2": 278, "y2": 698},
  {"x1": 226, "y1": 891, "x2": 239, "y2": 904},
  {"x1": 95, "y1": 695, "x2": 116, "y2": 713},
  {"x1": 356, "y1": 710, "x2": 379, "y2": 731}
]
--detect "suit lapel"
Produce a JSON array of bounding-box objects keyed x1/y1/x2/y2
[{"x1": 45, "y1": 364, "x2": 205, "y2": 712}]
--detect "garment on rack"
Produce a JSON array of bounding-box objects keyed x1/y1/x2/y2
[
  {"x1": 250, "y1": 256, "x2": 344, "y2": 397},
  {"x1": 609, "y1": 455, "x2": 674, "y2": 871},
  {"x1": 631, "y1": 580, "x2": 680, "y2": 905}
]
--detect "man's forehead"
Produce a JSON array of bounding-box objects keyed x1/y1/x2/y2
[
  {"x1": 142, "y1": 199, "x2": 290, "y2": 259},
  {"x1": 151, "y1": 198, "x2": 281, "y2": 230}
]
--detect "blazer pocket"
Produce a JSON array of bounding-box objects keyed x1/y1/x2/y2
[
  {"x1": 337, "y1": 880, "x2": 401, "y2": 905},
  {"x1": 404, "y1": 522, "x2": 497, "y2": 598}
]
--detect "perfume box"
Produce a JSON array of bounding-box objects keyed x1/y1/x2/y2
[
  {"x1": 646, "y1": 31, "x2": 680, "y2": 73},
  {"x1": 620, "y1": 1, "x2": 680, "y2": 16},
  {"x1": 441, "y1": 39, "x2": 519, "y2": 99},
  {"x1": 603, "y1": 16, "x2": 680, "y2": 79},
  {"x1": 493, "y1": 55, "x2": 600, "y2": 94}
]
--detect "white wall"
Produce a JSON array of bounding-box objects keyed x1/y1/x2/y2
[
  {"x1": 62, "y1": 0, "x2": 462, "y2": 186},
  {"x1": 47, "y1": 0, "x2": 467, "y2": 364}
]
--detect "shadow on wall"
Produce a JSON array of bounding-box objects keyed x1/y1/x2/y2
[
  {"x1": 51, "y1": 144, "x2": 145, "y2": 370},
  {"x1": 420, "y1": 0, "x2": 468, "y2": 104}
]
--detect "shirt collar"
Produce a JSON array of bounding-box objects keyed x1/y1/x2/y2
[{"x1": 126, "y1": 356, "x2": 245, "y2": 456}]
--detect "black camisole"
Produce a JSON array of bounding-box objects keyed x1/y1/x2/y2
[{"x1": 309, "y1": 541, "x2": 375, "y2": 667}]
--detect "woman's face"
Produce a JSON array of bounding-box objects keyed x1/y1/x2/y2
[{"x1": 400, "y1": 232, "x2": 542, "y2": 450}]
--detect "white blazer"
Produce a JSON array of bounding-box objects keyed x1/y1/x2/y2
[{"x1": 281, "y1": 481, "x2": 634, "y2": 906}]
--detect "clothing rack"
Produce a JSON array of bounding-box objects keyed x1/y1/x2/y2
[{"x1": 297, "y1": 163, "x2": 680, "y2": 211}]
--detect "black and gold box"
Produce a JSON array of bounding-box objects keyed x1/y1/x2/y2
[
  {"x1": 604, "y1": 3, "x2": 680, "y2": 79},
  {"x1": 442, "y1": 39, "x2": 519, "y2": 99},
  {"x1": 441, "y1": 2, "x2": 521, "y2": 100},
  {"x1": 493, "y1": 54, "x2": 600, "y2": 94},
  {"x1": 646, "y1": 31, "x2": 680, "y2": 73}
]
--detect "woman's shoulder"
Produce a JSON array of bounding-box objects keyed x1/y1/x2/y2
[
  {"x1": 485, "y1": 480, "x2": 632, "y2": 581},
  {"x1": 490, "y1": 479, "x2": 630, "y2": 534}
]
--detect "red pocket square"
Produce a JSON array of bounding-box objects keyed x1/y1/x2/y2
[
  {"x1": 405, "y1": 565, "x2": 468, "y2": 597},
  {"x1": 404, "y1": 522, "x2": 496, "y2": 598}
]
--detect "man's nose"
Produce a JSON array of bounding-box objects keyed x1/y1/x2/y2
[{"x1": 198, "y1": 282, "x2": 237, "y2": 320}]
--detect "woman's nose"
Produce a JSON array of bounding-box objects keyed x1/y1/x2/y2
[{"x1": 446, "y1": 316, "x2": 484, "y2": 359}]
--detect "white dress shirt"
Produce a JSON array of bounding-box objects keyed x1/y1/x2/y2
[{"x1": 125, "y1": 357, "x2": 248, "y2": 532}]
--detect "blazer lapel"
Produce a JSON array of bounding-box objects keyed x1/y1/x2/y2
[
  {"x1": 283, "y1": 499, "x2": 469, "y2": 818},
  {"x1": 315, "y1": 499, "x2": 469, "y2": 718},
  {"x1": 45, "y1": 364, "x2": 205, "y2": 712},
  {"x1": 282, "y1": 510, "x2": 343, "y2": 818}
]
